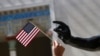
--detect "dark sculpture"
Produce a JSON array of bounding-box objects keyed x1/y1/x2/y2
[{"x1": 53, "y1": 21, "x2": 100, "y2": 51}]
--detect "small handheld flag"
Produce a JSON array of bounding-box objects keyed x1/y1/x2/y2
[{"x1": 16, "y1": 22, "x2": 40, "y2": 47}]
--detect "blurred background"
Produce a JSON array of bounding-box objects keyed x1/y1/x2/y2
[
  {"x1": 0, "y1": 0, "x2": 100, "y2": 56},
  {"x1": 0, "y1": 0, "x2": 52, "y2": 56},
  {"x1": 54, "y1": 0, "x2": 100, "y2": 56}
]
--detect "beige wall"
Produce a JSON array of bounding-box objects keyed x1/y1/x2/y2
[{"x1": 54, "y1": 0, "x2": 100, "y2": 56}]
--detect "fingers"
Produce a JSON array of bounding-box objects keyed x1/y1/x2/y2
[
  {"x1": 53, "y1": 41, "x2": 62, "y2": 48},
  {"x1": 53, "y1": 41, "x2": 58, "y2": 48},
  {"x1": 46, "y1": 30, "x2": 53, "y2": 37},
  {"x1": 54, "y1": 25, "x2": 63, "y2": 33},
  {"x1": 53, "y1": 21, "x2": 63, "y2": 25},
  {"x1": 53, "y1": 21, "x2": 66, "y2": 26},
  {"x1": 53, "y1": 21, "x2": 65, "y2": 32}
]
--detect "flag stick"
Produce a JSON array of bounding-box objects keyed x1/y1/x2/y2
[{"x1": 29, "y1": 22, "x2": 52, "y2": 40}]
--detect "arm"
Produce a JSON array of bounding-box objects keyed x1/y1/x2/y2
[
  {"x1": 46, "y1": 30, "x2": 65, "y2": 56},
  {"x1": 52, "y1": 41, "x2": 65, "y2": 56},
  {"x1": 68, "y1": 36, "x2": 100, "y2": 49},
  {"x1": 53, "y1": 21, "x2": 100, "y2": 50}
]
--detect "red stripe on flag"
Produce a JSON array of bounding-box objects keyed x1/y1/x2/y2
[
  {"x1": 24, "y1": 29, "x2": 40, "y2": 46},
  {"x1": 22, "y1": 28, "x2": 38, "y2": 45},
  {"x1": 17, "y1": 31, "x2": 26, "y2": 41},
  {"x1": 21, "y1": 27, "x2": 37, "y2": 44},
  {"x1": 22, "y1": 28, "x2": 39, "y2": 46},
  {"x1": 16, "y1": 22, "x2": 41, "y2": 47},
  {"x1": 16, "y1": 30, "x2": 24, "y2": 39},
  {"x1": 18, "y1": 32, "x2": 27, "y2": 42}
]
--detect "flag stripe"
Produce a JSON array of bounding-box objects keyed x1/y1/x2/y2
[
  {"x1": 16, "y1": 22, "x2": 40, "y2": 47},
  {"x1": 23, "y1": 28, "x2": 39, "y2": 46},
  {"x1": 21, "y1": 27, "x2": 37, "y2": 44},
  {"x1": 17, "y1": 31, "x2": 26, "y2": 40},
  {"x1": 18, "y1": 32, "x2": 27, "y2": 42},
  {"x1": 16, "y1": 30, "x2": 24, "y2": 39},
  {"x1": 22, "y1": 28, "x2": 37, "y2": 45},
  {"x1": 24, "y1": 29, "x2": 40, "y2": 46}
]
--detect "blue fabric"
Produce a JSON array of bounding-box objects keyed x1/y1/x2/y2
[
  {"x1": 24, "y1": 22, "x2": 35, "y2": 33},
  {"x1": 0, "y1": 9, "x2": 50, "y2": 22}
]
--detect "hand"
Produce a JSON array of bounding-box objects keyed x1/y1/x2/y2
[
  {"x1": 52, "y1": 41, "x2": 65, "y2": 56},
  {"x1": 53, "y1": 21, "x2": 72, "y2": 42},
  {"x1": 46, "y1": 30, "x2": 53, "y2": 37}
]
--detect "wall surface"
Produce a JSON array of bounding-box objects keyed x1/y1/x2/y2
[
  {"x1": 16, "y1": 36, "x2": 52, "y2": 56},
  {"x1": 54, "y1": 0, "x2": 100, "y2": 56},
  {"x1": 0, "y1": 36, "x2": 52, "y2": 56},
  {"x1": 0, "y1": 42, "x2": 9, "y2": 56}
]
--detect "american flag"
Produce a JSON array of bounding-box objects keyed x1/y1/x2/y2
[{"x1": 16, "y1": 22, "x2": 40, "y2": 47}]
